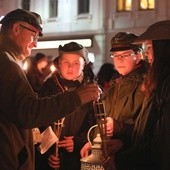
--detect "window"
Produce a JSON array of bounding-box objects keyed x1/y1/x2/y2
[
  {"x1": 139, "y1": 0, "x2": 155, "y2": 10},
  {"x1": 78, "y1": 0, "x2": 89, "y2": 14},
  {"x1": 117, "y1": 0, "x2": 132, "y2": 11},
  {"x1": 22, "y1": 0, "x2": 30, "y2": 11},
  {"x1": 49, "y1": 0, "x2": 58, "y2": 18}
]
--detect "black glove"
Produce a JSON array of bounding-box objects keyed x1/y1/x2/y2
[{"x1": 76, "y1": 83, "x2": 102, "y2": 105}]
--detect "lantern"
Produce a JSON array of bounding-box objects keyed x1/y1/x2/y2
[
  {"x1": 81, "y1": 99, "x2": 110, "y2": 170},
  {"x1": 81, "y1": 133, "x2": 105, "y2": 170}
]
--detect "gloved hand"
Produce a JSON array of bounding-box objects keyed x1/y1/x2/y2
[{"x1": 76, "y1": 83, "x2": 102, "y2": 105}]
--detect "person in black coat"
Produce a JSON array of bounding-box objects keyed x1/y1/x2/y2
[{"x1": 35, "y1": 42, "x2": 97, "y2": 170}]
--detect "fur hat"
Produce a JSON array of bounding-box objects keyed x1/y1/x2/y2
[{"x1": 58, "y1": 42, "x2": 89, "y2": 64}]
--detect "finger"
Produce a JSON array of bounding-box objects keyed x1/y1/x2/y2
[
  {"x1": 80, "y1": 149, "x2": 86, "y2": 158},
  {"x1": 66, "y1": 147, "x2": 74, "y2": 152},
  {"x1": 64, "y1": 136, "x2": 74, "y2": 139},
  {"x1": 84, "y1": 150, "x2": 89, "y2": 157},
  {"x1": 59, "y1": 140, "x2": 73, "y2": 146},
  {"x1": 48, "y1": 163, "x2": 60, "y2": 169},
  {"x1": 48, "y1": 156, "x2": 60, "y2": 168},
  {"x1": 59, "y1": 139, "x2": 72, "y2": 145},
  {"x1": 80, "y1": 148, "x2": 89, "y2": 158}
]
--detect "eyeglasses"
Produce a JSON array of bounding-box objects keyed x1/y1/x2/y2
[
  {"x1": 19, "y1": 24, "x2": 39, "y2": 41},
  {"x1": 110, "y1": 53, "x2": 135, "y2": 60}
]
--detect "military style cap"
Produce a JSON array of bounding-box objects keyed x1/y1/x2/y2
[
  {"x1": 110, "y1": 32, "x2": 142, "y2": 52},
  {"x1": 0, "y1": 8, "x2": 43, "y2": 36},
  {"x1": 58, "y1": 42, "x2": 89, "y2": 64},
  {"x1": 135, "y1": 20, "x2": 170, "y2": 42}
]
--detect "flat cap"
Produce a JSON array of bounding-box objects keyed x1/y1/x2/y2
[
  {"x1": 0, "y1": 8, "x2": 43, "y2": 36},
  {"x1": 58, "y1": 42, "x2": 89, "y2": 64},
  {"x1": 110, "y1": 32, "x2": 142, "y2": 52},
  {"x1": 136, "y1": 20, "x2": 170, "y2": 42}
]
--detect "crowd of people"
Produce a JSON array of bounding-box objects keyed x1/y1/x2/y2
[{"x1": 0, "y1": 8, "x2": 170, "y2": 170}]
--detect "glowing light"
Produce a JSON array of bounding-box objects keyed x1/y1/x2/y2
[
  {"x1": 0, "y1": 16, "x2": 4, "y2": 21},
  {"x1": 23, "y1": 61, "x2": 28, "y2": 71},
  {"x1": 34, "y1": 39, "x2": 92, "y2": 49},
  {"x1": 50, "y1": 64, "x2": 56, "y2": 73},
  {"x1": 88, "y1": 53, "x2": 95, "y2": 63}
]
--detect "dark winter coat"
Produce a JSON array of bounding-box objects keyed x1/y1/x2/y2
[{"x1": 35, "y1": 73, "x2": 96, "y2": 170}]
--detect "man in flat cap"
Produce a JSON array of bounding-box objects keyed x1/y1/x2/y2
[{"x1": 0, "y1": 9, "x2": 101, "y2": 170}]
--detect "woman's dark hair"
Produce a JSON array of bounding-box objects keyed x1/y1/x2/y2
[{"x1": 143, "y1": 40, "x2": 170, "y2": 96}]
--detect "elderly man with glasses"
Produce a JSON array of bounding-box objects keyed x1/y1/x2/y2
[{"x1": 0, "y1": 9, "x2": 101, "y2": 170}]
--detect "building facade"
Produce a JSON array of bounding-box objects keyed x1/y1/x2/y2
[{"x1": 0, "y1": 0, "x2": 170, "y2": 73}]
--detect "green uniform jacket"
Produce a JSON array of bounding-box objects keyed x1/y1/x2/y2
[
  {"x1": 103, "y1": 62, "x2": 146, "y2": 145},
  {"x1": 0, "y1": 36, "x2": 81, "y2": 170}
]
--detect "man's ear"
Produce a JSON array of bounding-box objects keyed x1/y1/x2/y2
[{"x1": 12, "y1": 23, "x2": 20, "y2": 36}]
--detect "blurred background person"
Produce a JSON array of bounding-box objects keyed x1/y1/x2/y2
[
  {"x1": 35, "y1": 42, "x2": 96, "y2": 170},
  {"x1": 143, "y1": 40, "x2": 154, "y2": 64},
  {"x1": 83, "y1": 61, "x2": 95, "y2": 83},
  {"x1": 97, "y1": 62, "x2": 118, "y2": 90},
  {"x1": 26, "y1": 52, "x2": 51, "y2": 93}
]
